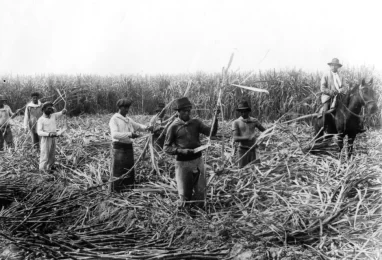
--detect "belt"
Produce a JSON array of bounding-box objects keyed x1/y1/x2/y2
[{"x1": 112, "y1": 142, "x2": 133, "y2": 150}]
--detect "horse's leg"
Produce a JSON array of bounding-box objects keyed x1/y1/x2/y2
[
  {"x1": 347, "y1": 133, "x2": 357, "y2": 158},
  {"x1": 313, "y1": 118, "x2": 324, "y2": 142},
  {"x1": 337, "y1": 133, "x2": 344, "y2": 152},
  {"x1": 326, "y1": 113, "x2": 337, "y2": 142},
  {"x1": 322, "y1": 102, "x2": 329, "y2": 130}
]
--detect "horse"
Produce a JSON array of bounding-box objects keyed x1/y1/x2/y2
[{"x1": 313, "y1": 78, "x2": 378, "y2": 157}]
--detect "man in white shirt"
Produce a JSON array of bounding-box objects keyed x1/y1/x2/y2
[
  {"x1": 109, "y1": 99, "x2": 153, "y2": 192},
  {"x1": 24, "y1": 92, "x2": 43, "y2": 150},
  {"x1": 0, "y1": 95, "x2": 21, "y2": 151},
  {"x1": 320, "y1": 58, "x2": 348, "y2": 133},
  {"x1": 37, "y1": 102, "x2": 67, "y2": 172}
]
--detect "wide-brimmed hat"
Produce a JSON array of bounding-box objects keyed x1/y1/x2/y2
[
  {"x1": 31, "y1": 92, "x2": 40, "y2": 97},
  {"x1": 155, "y1": 102, "x2": 166, "y2": 112},
  {"x1": 0, "y1": 95, "x2": 7, "y2": 101},
  {"x1": 42, "y1": 102, "x2": 54, "y2": 111},
  {"x1": 328, "y1": 58, "x2": 342, "y2": 67},
  {"x1": 236, "y1": 100, "x2": 251, "y2": 111},
  {"x1": 173, "y1": 97, "x2": 192, "y2": 110},
  {"x1": 116, "y1": 99, "x2": 132, "y2": 108}
]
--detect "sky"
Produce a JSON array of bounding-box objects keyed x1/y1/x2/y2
[{"x1": 0, "y1": 0, "x2": 381, "y2": 75}]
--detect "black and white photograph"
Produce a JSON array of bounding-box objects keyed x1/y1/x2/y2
[{"x1": 0, "y1": 0, "x2": 381, "y2": 259}]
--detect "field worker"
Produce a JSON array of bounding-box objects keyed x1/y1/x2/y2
[
  {"x1": 37, "y1": 102, "x2": 67, "y2": 172},
  {"x1": 149, "y1": 102, "x2": 170, "y2": 150},
  {"x1": 0, "y1": 95, "x2": 21, "y2": 151},
  {"x1": 24, "y1": 92, "x2": 43, "y2": 150},
  {"x1": 232, "y1": 100, "x2": 266, "y2": 168},
  {"x1": 164, "y1": 97, "x2": 219, "y2": 211},
  {"x1": 109, "y1": 99, "x2": 153, "y2": 193}
]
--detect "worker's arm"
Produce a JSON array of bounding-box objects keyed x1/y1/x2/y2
[
  {"x1": 232, "y1": 121, "x2": 251, "y2": 142},
  {"x1": 199, "y1": 117, "x2": 218, "y2": 137},
  {"x1": 37, "y1": 119, "x2": 49, "y2": 137},
  {"x1": 109, "y1": 118, "x2": 132, "y2": 142},
  {"x1": 255, "y1": 120, "x2": 266, "y2": 132},
  {"x1": 320, "y1": 74, "x2": 336, "y2": 96},
  {"x1": 53, "y1": 109, "x2": 67, "y2": 119},
  {"x1": 163, "y1": 124, "x2": 178, "y2": 155},
  {"x1": 233, "y1": 132, "x2": 252, "y2": 142},
  {"x1": 130, "y1": 117, "x2": 152, "y2": 132},
  {"x1": 8, "y1": 106, "x2": 21, "y2": 119},
  {"x1": 23, "y1": 106, "x2": 29, "y2": 129}
]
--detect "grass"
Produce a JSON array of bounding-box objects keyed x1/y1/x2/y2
[{"x1": 0, "y1": 113, "x2": 381, "y2": 259}]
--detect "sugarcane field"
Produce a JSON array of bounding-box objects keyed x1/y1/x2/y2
[
  {"x1": 2, "y1": 1, "x2": 382, "y2": 259},
  {"x1": 0, "y1": 64, "x2": 381, "y2": 260}
]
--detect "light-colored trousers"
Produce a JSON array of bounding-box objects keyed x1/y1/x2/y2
[
  {"x1": 175, "y1": 157, "x2": 206, "y2": 207},
  {"x1": 39, "y1": 136, "x2": 56, "y2": 171}
]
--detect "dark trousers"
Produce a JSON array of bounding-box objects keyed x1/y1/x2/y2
[
  {"x1": 0, "y1": 126, "x2": 13, "y2": 151},
  {"x1": 31, "y1": 131, "x2": 40, "y2": 149},
  {"x1": 322, "y1": 102, "x2": 330, "y2": 132},
  {"x1": 238, "y1": 147, "x2": 257, "y2": 168},
  {"x1": 110, "y1": 142, "x2": 135, "y2": 193}
]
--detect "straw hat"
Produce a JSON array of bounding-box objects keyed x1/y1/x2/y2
[
  {"x1": 116, "y1": 99, "x2": 132, "y2": 108},
  {"x1": 155, "y1": 102, "x2": 166, "y2": 112},
  {"x1": 42, "y1": 102, "x2": 54, "y2": 111},
  {"x1": 328, "y1": 58, "x2": 342, "y2": 67},
  {"x1": 236, "y1": 100, "x2": 251, "y2": 111},
  {"x1": 173, "y1": 97, "x2": 192, "y2": 110}
]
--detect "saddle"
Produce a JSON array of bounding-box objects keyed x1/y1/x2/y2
[{"x1": 317, "y1": 96, "x2": 337, "y2": 119}]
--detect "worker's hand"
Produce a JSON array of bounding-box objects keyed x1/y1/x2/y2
[
  {"x1": 330, "y1": 89, "x2": 338, "y2": 96},
  {"x1": 15, "y1": 109, "x2": 22, "y2": 114},
  {"x1": 154, "y1": 128, "x2": 163, "y2": 135},
  {"x1": 130, "y1": 133, "x2": 140, "y2": 139},
  {"x1": 49, "y1": 132, "x2": 58, "y2": 137},
  {"x1": 248, "y1": 132, "x2": 256, "y2": 141},
  {"x1": 177, "y1": 148, "x2": 194, "y2": 155},
  {"x1": 339, "y1": 87, "x2": 346, "y2": 94},
  {"x1": 146, "y1": 125, "x2": 154, "y2": 132}
]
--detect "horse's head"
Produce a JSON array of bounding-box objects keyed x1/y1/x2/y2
[{"x1": 350, "y1": 78, "x2": 378, "y2": 114}]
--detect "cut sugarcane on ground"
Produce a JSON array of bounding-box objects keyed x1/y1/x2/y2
[{"x1": 0, "y1": 114, "x2": 381, "y2": 259}]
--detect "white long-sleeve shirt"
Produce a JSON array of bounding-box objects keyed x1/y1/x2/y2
[
  {"x1": 37, "y1": 112, "x2": 63, "y2": 137},
  {"x1": 331, "y1": 71, "x2": 342, "y2": 91},
  {"x1": 24, "y1": 100, "x2": 43, "y2": 129},
  {"x1": 109, "y1": 113, "x2": 147, "y2": 143},
  {"x1": 0, "y1": 105, "x2": 14, "y2": 126}
]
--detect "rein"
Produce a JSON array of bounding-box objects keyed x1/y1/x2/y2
[
  {"x1": 339, "y1": 84, "x2": 377, "y2": 119},
  {"x1": 359, "y1": 84, "x2": 377, "y2": 106}
]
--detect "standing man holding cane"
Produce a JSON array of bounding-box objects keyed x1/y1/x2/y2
[
  {"x1": 109, "y1": 99, "x2": 153, "y2": 193},
  {"x1": 164, "y1": 97, "x2": 219, "y2": 212},
  {"x1": 37, "y1": 102, "x2": 67, "y2": 172},
  {"x1": 0, "y1": 95, "x2": 21, "y2": 151},
  {"x1": 24, "y1": 92, "x2": 43, "y2": 150}
]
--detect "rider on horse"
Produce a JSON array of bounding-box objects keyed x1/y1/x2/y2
[{"x1": 320, "y1": 58, "x2": 366, "y2": 134}]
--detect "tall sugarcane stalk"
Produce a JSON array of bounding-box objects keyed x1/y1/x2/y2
[{"x1": 146, "y1": 81, "x2": 193, "y2": 174}]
